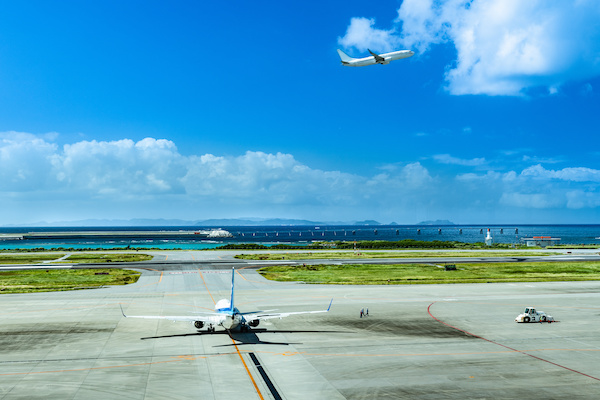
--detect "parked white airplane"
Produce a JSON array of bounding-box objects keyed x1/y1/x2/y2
[
  {"x1": 337, "y1": 48, "x2": 414, "y2": 67},
  {"x1": 121, "y1": 268, "x2": 332, "y2": 332}
]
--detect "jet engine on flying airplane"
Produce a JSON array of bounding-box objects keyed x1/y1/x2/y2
[
  {"x1": 194, "y1": 321, "x2": 204, "y2": 329},
  {"x1": 248, "y1": 319, "x2": 259, "y2": 327}
]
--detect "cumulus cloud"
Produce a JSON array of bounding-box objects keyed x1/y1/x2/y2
[
  {"x1": 183, "y1": 151, "x2": 367, "y2": 205},
  {"x1": 521, "y1": 164, "x2": 600, "y2": 182},
  {"x1": 458, "y1": 163, "x2": 600, "y2": 211},
  {"x1": 0, "y1": 132, "x2": 58, "y2": 191},
  {"x1": 3, "y1": 133, "x2": 600, "y2": 223},
  {"x1": 340, "y1": 0, "x2": 600, "y2": 95},
  {"x1": 0, "y1": 135, "x2": 441, "y2": 223},
  {"x1": 566, "y1": 190, "x2": 600, "y2": 209},
  {"x1": 53, "y1": 138, "x2": 187, "y2": 196},
  {"x1": 337, "y1": 17, "x2": 399, "y2": 53}
]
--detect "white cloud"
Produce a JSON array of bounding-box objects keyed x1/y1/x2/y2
[
  {"x1": 337, "y1": 17, "x2": 399, "y2": 53},
  {"x1": 0, "y1": 135, "x2": 443, "y2": 223},
  {"x1": 566, "y1": 190, "x2": 600, "y2": 209},
  {"x1": 0, "y1": 132, "x2": 58, "y2": 191},
  {"x1": 3, "y1": 133, "x2": 600, "y2": 223},
  {"x1": 521, "y1": 164, "x2": 600, "y2": 182},
  {"x1": 457, "y1": 163, "x2": 600, "y2": 211},
  {"x1": 53, "y1": 138, "x2": 187, "y2": 196},
  {"x1": 434, "y1": 154, "x2": 486, "y2": 166},
  {"x1": 456, "y1": 171, "x2": 503, "y2": 182},
  {"x1": 426, "y1": 0, "x2": 600, "y2": 95},
  {"x1": 522, "y1": 155, "x2": 562, "y2": 164},
  {"x1": 339, "y1": 0, "x2": 600, "y2": 95}
]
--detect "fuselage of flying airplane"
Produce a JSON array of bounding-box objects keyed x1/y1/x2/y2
[{"x1": 337, "y1": 48, "x2": 414, "y2": 67}]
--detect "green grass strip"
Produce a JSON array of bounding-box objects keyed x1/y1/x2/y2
[
  {"x1": 0, "y1": 254, "x2": 66, "y2": 264},
  {"x1": 0, "y1": 269, "x2": 141, "y2": 294},
  {"x1": 0, "y1": 253, "x2": 153, "y2": 264},
  {"x1": 62, "y1": 253, "x2": 154, "y2": 263},
  {"x1": 237, "y1": 251, "x2": 558, "y2": 260},
  {"x1": 259, "y1": 262, "x2": 600, "y2": 284}
]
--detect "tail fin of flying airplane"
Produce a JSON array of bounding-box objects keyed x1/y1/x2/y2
[{"x1": 337, "y1": 49, "x2": 355, "y2": 62}]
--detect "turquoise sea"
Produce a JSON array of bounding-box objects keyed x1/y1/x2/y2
[{"x1": 1, "y1": 225, "x2": 600, "y2": 250}]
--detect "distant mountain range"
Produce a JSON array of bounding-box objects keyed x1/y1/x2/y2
[
  {"x1": 4, "y1": 218, "x2": 455, "y2": 227},
  {"x1": 4, "y1": 218, "x2": 380, "y2": 227}
]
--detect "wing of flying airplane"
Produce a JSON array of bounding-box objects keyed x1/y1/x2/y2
[
  {"x1": 120, "y1": 268, "x2": 332, "y2": 332},
  {"x1": 368, "y1": 49, "x2": 386, "y2": 64}
]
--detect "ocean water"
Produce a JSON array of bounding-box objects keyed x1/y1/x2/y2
[{"x1": 1, "y1": 225, "x2": 599, "y2": 250}]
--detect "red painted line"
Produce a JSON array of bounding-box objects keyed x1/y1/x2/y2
[{"x1": 427, "y1": 302, "x2": 600, "y2": 381}]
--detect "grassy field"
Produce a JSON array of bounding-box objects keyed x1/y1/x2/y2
[
  {"x1": 237, "y1": 250, "x2": 559, "y2": 260},
  {"x1": 0, "y1": 268, "x2": 141, "y2": 293},
  {"x1": 0, "y1": 253, "x2": 153, "y2": 264},
  {"x1": 0, "y1": 254, "x2": 67, "y2": 264},
  {"x1": 61, "y1": 253, "x2": 154, "y2": 263},
  {"x1": 259, "y1": 262, "x2": 600, "y2": 284}
]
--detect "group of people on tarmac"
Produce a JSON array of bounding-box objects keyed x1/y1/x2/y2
[{"x1": 359, "y1": 308, "x2": 369, "y2": 318}]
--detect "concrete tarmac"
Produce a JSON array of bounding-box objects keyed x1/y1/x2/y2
[{"x1": 1, "y1": 263, "x2": 599, "y2": 399}]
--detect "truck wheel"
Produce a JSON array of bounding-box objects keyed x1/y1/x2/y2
[
  {"x1": 524, "y1": 316, "x2": 530, "y2": 323},
  {"x1": 541, "y1": 315, "x2": 546, "y2": 322}
]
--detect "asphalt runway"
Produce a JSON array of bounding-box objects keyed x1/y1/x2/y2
[{"x1": 1, "y1": 261, "x2": 600, "y2": 399}]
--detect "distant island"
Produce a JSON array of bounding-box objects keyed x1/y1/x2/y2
[{"x1": 417, "y1": 220, "x2": 455, "y2": 225}]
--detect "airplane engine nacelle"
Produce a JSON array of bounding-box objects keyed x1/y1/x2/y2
[
  {"x1": 249, "y1": 319, "x2": 259, "y2": 327},
  {"x1": 194, "y1": 321, "x2": 204, "y2": 329}
]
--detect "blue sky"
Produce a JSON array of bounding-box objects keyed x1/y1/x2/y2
[{"x1": 1, "y1": 0, "x2": 600, "y2": 225}]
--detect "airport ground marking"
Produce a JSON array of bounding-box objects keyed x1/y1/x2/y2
[
  {"x1": 5, "y1": 347, "x2": 599, "y2": 378},
  {"x1": 198, "y1": 269, "x2": 265, "y2": 400},
  {"x1": 197, "y1": 269, "x2": 216, "y2": 305},
  {"x1": 427, "y1": 301, "x2": 600, "y2": 382},
  {"x1": 235, "y1": 268, "x2": 248, "y2": 281},
  {"x1": 0, "y1": 302, "x2": 126, "y2": 316},
  {"x1": 235, "y1": 266, "x2": 282, "y2": 285},
  {"x1": 258, "y1": 348, "x2": 600, "y2": 358},
  {"x1": 136, "y1": 269, "x2": 163, "y2": 287},
  {"x1": 0, "y1": 353, "x2": 241, "y2": 377}
]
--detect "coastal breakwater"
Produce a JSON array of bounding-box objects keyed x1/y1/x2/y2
[{"x1": 0, "y1": 229, "x2": 233, "y2": 241}]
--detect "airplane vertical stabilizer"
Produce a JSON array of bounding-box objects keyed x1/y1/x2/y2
[
  {"x1": 337, "y1": 49, "x2": 355, "y2": 62},
  {"x1": 230, "y1": 267, "x2": 235, "y2": 311}
]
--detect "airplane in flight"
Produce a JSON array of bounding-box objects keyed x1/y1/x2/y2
[
  {"x1": 120, "y1": 268, "x2": 333, "y2": 332},
  {"x1": 337, "y1": 48, "x2": 414, "y2": 67}
]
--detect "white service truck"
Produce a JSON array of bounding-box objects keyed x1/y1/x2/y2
[{"x1": 515, "y1": 307, "x2": 555, "y2": 323}]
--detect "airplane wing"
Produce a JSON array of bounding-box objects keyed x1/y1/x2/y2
[
  {"x1": 243, "y1": 299, "x2": 333, "y2": 321},
  {"x1": 120, "y1": 305, "x2": 225, "y2": 324},
  {"x1": 368, "y1": 49, "x2": 386, "y2": 63}
]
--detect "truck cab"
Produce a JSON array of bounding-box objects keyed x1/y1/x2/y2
[{"x1": 515, "y1": 306, "x2": 554, "y2": 323}]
